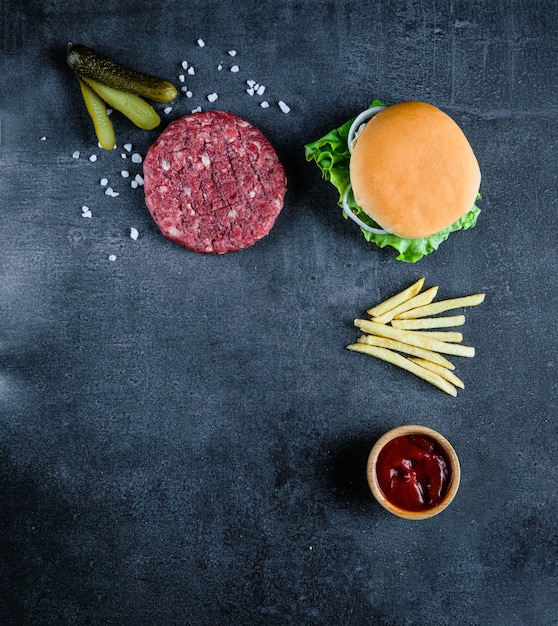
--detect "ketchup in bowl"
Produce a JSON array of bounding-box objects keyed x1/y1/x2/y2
[
  {"x1": 375, "y1": 434, "x2": 450, "y2": 511},
  {"x1": 367, "y1": 426, "x2": 460, "y2": 519}
]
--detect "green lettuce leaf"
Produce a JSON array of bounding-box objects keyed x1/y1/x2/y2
[{"x1": 304, "y1": 101, "x2": 481, "y2": 263}]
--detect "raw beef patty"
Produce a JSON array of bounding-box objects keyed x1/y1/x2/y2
[{"x1": 143, "y1": 110, "x2": 287, "y2": 253}]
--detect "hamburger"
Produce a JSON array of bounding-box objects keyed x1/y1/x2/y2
[{"x1": 305, "y1": 100, "x2": 482, "y2": 262}]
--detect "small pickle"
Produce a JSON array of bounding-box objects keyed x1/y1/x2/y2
[
  {"x1": 67, "y1": 43, "x2": 177, "y2": 103},
  {"x1": 78, "y1": 78, "x2": 115, "y2": 150},
  {"x1": 82, "y1": 77, "x2": 161, "y2": 131}
]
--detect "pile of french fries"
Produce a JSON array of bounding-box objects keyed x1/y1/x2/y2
[{"x1": 347, "y1": 278, "x2": 485, "y2": 396}]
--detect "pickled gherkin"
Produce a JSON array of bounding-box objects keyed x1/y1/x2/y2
[
  {"x1": 78, "y1": 79, "x2": 116, "y2": 150},
  {"x1": 83, "y1": 77, "x2": 161, "y2": 131},
  {"x1": 67, "y1": 43, "x2": 177, "y2": 103}
]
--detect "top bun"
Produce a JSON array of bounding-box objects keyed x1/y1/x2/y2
[{"x1": 349, "y1": 101, "x2": 481, "y2": 239}]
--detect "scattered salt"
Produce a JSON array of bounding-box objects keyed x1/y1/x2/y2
[
  {"x1": 187, "y1": 66, "x2": 195, "y2": 75},
  {"x1": 72, "y1": 151, "x2": 80, "y2": 159},
  {"x1": 131, "y1": 180, "x2": 139, "y2": 189},
  {"x1": 191, "y1": 106, "x2": 202, "y2": 113},
  {"x1": 197, "y1": 39, "x2": 205, "y2": 47},
  {"x1": 107, "y1": 108, "x2": 113, "y2": 115},
  {"x1": 217, "y1": 64, "x2": 223, "y2": 71},
  {"x1": 207, "y1": 92, "x2": 218, "y2": 103},
  {"x1": 89, "y1": 155, "x2": 97, "y2": 162},
  {"x1": 260, "y1": 101, "x2": 269, "y2": 108},
  {"x1": 181, "y1": 60, "x2": 188, "y2": 70},
  {"x1": 108, "y1": 254, "x2": 116, "y2": 262},
  {"x1": 121, "y1": 153, "x2": 128, "y2": 159},
  {"x1": 82, "y1": 209, "x2": 92, "y2": 218},
  {"x1": 164, "y1": 106, "x2": 173, "y2": 114},
  {"x1": 131, "y1": 153, "x2": 142, "y2": 164},
  {"x1": 100, "y1": 178, "x2": 108, "y2": 187},
  {"x1": 179, "y1": 74, "x2": 185, "y2": 83},
  {"x1": 186, "y1": 90, "x2": 193, "y2": 98},
  {"x1": 230, "y1": 65, "x2": 239, "y2": 73},
  {"x1": 247, "y1": 80, "x2": 256, "y2": 87},
  {"x1": 246, "y1": 87, "x2": 255, "y2": 96},
  {"x1": 135, "y1": 174, "x2": 144, "y2": 186},
  {"x1": 228, "y1": 50, "x2": 237, "y2": 57},
  {"x1": 257, "y1": 85, "x2": 266, "y2": 95},
  {"x1": 123, "y1": 143, "x2": 132, "y2": 152},
  {"x1": 121, "y1": 170, "x2": 130, "y2": 178},
  {"x1": 130, "y1": 228, "x2": 139, "y2": 240},
  {"x1": 40, "y1": 136, "x2": 46, "y2": 141},
  {"x1": 278, "y1": 100, "x2": 291, "y2": 113}
]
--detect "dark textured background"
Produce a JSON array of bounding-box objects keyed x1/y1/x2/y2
[{"x1": 1, "y1": 1, "x2": 557, "y2": 624}]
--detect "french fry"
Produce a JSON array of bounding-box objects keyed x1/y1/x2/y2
[
  {"x1": 372, "y1": 286, "x2": 439, "y2": 325},
  {"x1": 408, "y1": 357, "x2": 465, "y2": 389},
  {"x1": 357, "y1": 334, "x2": 455, "y2": 370},
  {"x1": 414, "y1": 330, "x2": 463, "y2": 343},
  {"x1": 354, "y1": 319, "x2": 475, "y2": 358},
  {"x1": 391, "y1": 315, "x2": 465, "y2": 330},
  {"x1": 347, "y1": 343, "x2": 457, "y2": 397},
  {"x1": 367, "y1": 277, "x2": 425, "y2": 318},
  {"x1": 394, "y1": 293, "x2": 485, "y2": 320}
]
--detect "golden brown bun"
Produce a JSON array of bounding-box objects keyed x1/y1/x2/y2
[{"x1": 350, "y1": 101, "x2": 481, "y2": 239}]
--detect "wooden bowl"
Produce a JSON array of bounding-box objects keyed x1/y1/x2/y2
[{"x1": 366, "y1": 425, "x2": 461, "y2": 520}]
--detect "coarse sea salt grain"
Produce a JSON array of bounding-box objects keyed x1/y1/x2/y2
[
  {"x1": 186, "y1": 90, "x2": 193, "y2": 98},
  {"x1": 100, "y1": 178, "x2": 108, "y2": 186},
  {"x1": 40, "y1": 136, "x2": 46, "y2": 141},
  {"x1": 228, "y1": 50, "x2": 237, "y2": 57},
  {"x1": 257, "y1": 85, "x2": 266, "y2": 95},
  {"x1": 260, "y1": 101, "x2": 269, "y2": 108},
  {"x1": 164, "y1": 106, "x2": 173, "y2": 114},
  {"x1": 182, "y1": 61, "x2": 188, "y2": 70},
  {"x1": 89, "y1": 155, "x2": 97, "y2": 162},
  {"x1": 230, "y1": 65, "x2": 239, "y2": 73},
  {"x1": 72, "y1": 151, "x2": 80, "y2": 159},
  {"x1": 278, "y1": 100, "x2": 291, "y2": 113},
  {"x1": 130, "y1": 227, "x2": 139, "y2": 240},
  {"x1": 207, "y1": 93, "x2": 218, "y2": 103},
  {"x1": 123, "y1": 143, "x2": 132, "y2": 152},
  {"x1": 217, "y1": 64, "x2": 223, "y2": 70},
  {"x1": 108, "y1": 254, "x2": 116, "y2": 262},
  {"x1": 131, "y1": 180, "x2": 138, "y2": 189},
  {"x1": 121, "y1": 170, "x2": 129, "y2": 178},
  {"x1": 179, "y1": 74, "x2": 185, "y2": 82},
  {"x1": 135, "y1": 174, "x2": 144, "y2": 186},
  {"x1": 197, "y1": 39, "x2": 205, "y2": 47},
  {"x1": 131, "y1": 153, "x2": 142, "y2": 164},
  {"x1": 188, "y1": 66, "x2": 195, "y2": 75}
]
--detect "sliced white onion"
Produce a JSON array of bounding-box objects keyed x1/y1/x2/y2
[
  {"x1": 347, "y1": 105, "x2": 386, "y2": 153},
  {"x1": 342, "y1": 185, "x2": 388, "y2": 235}
]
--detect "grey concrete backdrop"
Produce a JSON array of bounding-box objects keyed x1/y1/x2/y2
[{"x1": 1, "y1": 1, "x2": 557, "y2": 624}]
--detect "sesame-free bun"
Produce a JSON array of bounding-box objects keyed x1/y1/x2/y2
[{"x1": 350, "y1": 101, "x2": 481, "y2": 239}]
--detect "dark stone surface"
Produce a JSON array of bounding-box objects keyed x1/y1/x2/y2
[{"x1": 1, "y1": 1, "x2": 557, "y2": 624}]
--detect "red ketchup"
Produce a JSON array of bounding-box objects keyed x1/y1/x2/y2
[{"x1": 375, "y1": 435, "x2": 450, "y2": 512}]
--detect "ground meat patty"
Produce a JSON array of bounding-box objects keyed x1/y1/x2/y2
[{"x1": 143, "y1": 110, "x2": 287, "y2": 253}]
